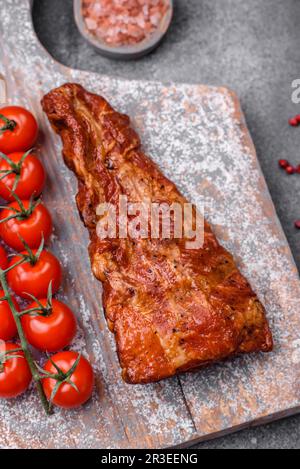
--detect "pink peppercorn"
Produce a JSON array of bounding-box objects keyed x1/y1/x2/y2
[
  {"x1": 289, "y1": 117, "x2": 298, "y2": 127},
  {"x1": 285, "y1": 165, "x2": 295, "y2": 174},
  {"x1": 295, "y1": 220, "x2": 300, "y2": 229},
  {"x1": 278, "y1": 159, "x2": 289, "y2": 169}
]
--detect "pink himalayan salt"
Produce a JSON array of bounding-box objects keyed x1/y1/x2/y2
[{"x1": 82, "y1": 0, "x2": 170, "y2": 47}]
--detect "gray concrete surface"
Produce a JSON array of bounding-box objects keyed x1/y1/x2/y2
[{"x1": 32, "y1": 0, "x2": 300, "y2": 449}]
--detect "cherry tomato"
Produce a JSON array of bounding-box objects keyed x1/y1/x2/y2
[
  {"x1": 7, "y1": 250, "x2": 62, "y2": 299},
  {"x1": 0, "y1": 290, "x2": 19, "y2": 341},
  {"x1": 21, "y1": 299, "x2": 77, "y2": 352},
  {"x1": 0, "y1": 200, "x2": 52, "y2": 251},
  {"x1": 0, "y1": 152, "x2": 46, "y2": 201},
  {"x1": 0, "y1": 245, "x2": 8, "y2": 270},
  {"x1": 0, "y1": 342, "x2": 32, "y2": 398},
  {"x1": 42, "y1": 351, "x2": 94, "y2": 409},
  {"x1": 0, "y1": 106, "x2": 38, "y2": 154}
]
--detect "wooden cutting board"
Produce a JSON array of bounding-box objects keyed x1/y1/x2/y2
[{"x1": 0, "y1": 0, "x2": 299, "y2": 449}]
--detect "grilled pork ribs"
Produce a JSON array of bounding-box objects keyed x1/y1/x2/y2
[{"x1": 42, "y1": 84, "x2": 273, "y2": 384}]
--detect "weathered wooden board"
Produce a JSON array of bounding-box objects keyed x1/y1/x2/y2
[{"x1": 0, "y1": 0, "x2": 299, "y2": 449}]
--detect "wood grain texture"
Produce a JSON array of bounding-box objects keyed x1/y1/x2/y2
[{"x1": 0, "y1": 0, "x2": 299, "y2": 449}]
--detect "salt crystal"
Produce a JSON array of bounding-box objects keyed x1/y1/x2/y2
[
  {"x1": 85, "y1": 18, "x2": 98, "y2": 30},
  {"x1": 150, "y1": 13, "x2": 161, "y2": 26},
  {"x1": 136, "y1": 14, "x2": 146, "y2": 28},
  {"x1": 91, "y1": 3, "x2": 103, "y2": 14},
  {"x1": 82, "y1": 0, "x2": 170, "y2": 47}
]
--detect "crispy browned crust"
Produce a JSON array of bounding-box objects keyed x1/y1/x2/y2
[{"x1": 42, "y1": 83, "x2": 273, "y2": 384}]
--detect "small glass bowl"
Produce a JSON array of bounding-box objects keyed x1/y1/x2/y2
[{"x1": 73, "y1": 0, "x2": 174, "y2": 60}]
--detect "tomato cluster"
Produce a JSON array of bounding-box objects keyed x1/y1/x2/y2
[{"x1": 0, "y1": 106, "x2": 94, "y2": 408}]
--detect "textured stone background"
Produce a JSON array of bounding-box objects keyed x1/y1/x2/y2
[{"x1": 32, "y1": 0, "x2": 300, "y2": 449}]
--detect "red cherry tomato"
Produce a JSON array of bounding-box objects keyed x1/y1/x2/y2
[
  {"x1": 0, "y1": 342, "x2": 32, "y2": 398},
  {"x1": 21, "y1": 299, "x2": 77, "y2": 352},
  {"x1": 0, "y1": 245, "x2": 8, "y2": 270},
  {"x1": 0, "y1": 200, "x2": 52, "y2": 251},
  {"x1": 42, "y1": 351, "x2": 94, "y2": 409},
  {"x1": 0, "y1": 106, "x2": 38, "y2": 154},
  {"x1": 0, "y1": 152, "x2": 46, "y2": 201},
  {"x1": 7, "y1": 250, "x2": 62, "y2": 299},
  {"x1": 0, "y1": 290, "x2": 19, "y2": 341}
]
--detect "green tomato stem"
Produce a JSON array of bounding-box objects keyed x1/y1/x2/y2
[
  {"x1": 0, "y1": 113, "x2": 17, "y2": 133},
  {"x1": 0, "y1": 267, "x2": 53, "y2": 415}
]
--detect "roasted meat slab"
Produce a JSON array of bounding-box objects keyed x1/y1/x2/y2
[{"x1": 42, "y1": 84, "x2": 273, "y2": 384}]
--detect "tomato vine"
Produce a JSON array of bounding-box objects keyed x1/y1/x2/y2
[{"x1": 0, "y1": 258, "x2": 53, "y2": 414}]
